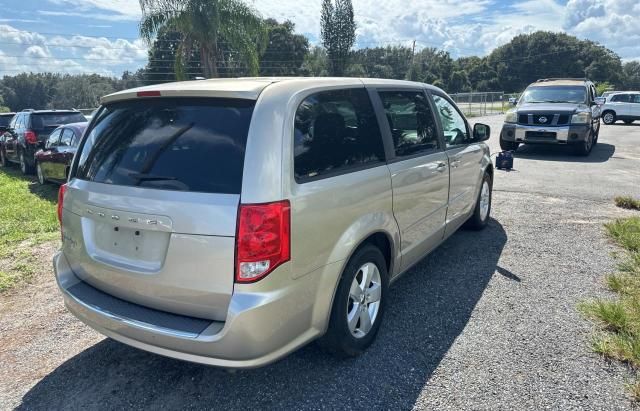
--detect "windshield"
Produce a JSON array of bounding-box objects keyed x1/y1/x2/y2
[
  {"x1": 32, "y1": 113, "x2": 87, "y2": 130},
  {"x1": 520, "y1": 86, "x2": 586, "y2": 104},
  {"x1": 74, "y1": 98, "x2": 255, "y2": 194}
]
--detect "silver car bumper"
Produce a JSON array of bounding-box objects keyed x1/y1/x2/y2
[
  {"x1": 54, "y1": 251, "x2": 341, "y2": 368},
  {"x1": 500, "y1": 123, "x2": 590, "y2": 144}
]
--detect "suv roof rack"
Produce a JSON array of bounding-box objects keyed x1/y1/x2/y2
[
  {"x1": 21, "y1": 108, "x2": 35, "y2": 112},
  {"x1": 536, "y1": 78, "x2": 588, "y2": 82}
]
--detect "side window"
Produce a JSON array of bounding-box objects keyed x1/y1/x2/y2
[
  {"x1": 46, "y1": 130, "x2": 62, "y2": 149},
  {"x1": 432, "y1": 95, "x2": 470, "y2": 148},
  {"x1": 632, "y1": 94, "x2": 640, "y2": 104},
  {"x1": 60, "y1": 129, "x2": 74, "y2": 146},
  {"x1": 293, "y1": 88, "x2": 385, "y2": 181},
  {"x1": 377, "y1": 90, "x2": 440, "y2": 157},
  {"x1": 611, "y1": 94, "x2": 629, "y2": 103}
]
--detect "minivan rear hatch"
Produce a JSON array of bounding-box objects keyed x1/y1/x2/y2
[{"x1": 62, "y1": 98, "x2": 254, "y2": 321}]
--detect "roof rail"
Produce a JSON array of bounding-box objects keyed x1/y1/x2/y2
[
  {"x1": 536, "y1": 78, "x2": 588, "y2": 82},
  {"x1": 21, "y1": 108, "x2": 35, "y2": 112}
]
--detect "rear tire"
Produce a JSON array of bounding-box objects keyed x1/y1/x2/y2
[
  {"x1": 465, "y1": 172, "x2": 492, "y2": 230},
  {"x1": 0, "y1": 149, "x2": 9, "y2": 168},
  {"x1": 36, "y1": 162, "x2": 46, "y2": 185},
  {"x1": 318, "y1": 244, "x2": 388, "y2": 357},
  {"x1": 499, "y1": 138, "x2": 519, "y2": 152},
  {"x1": 19, "y1": 151, "x2": 34, "y2": 175},
  {"x1": 602, "y1": 111, "x2": 616, "y2": 125}
]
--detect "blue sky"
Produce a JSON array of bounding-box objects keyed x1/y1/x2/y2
[{"x1": 0, "y1": 0, "x2": 638, "y2": 78}]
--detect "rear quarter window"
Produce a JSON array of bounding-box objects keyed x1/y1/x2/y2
[
  {"x1": 293, "y1": 88, "x2": 385, "y2": 181},
  {"x1": 74, "y1": 98, "x2": 255, "y2": 194}
]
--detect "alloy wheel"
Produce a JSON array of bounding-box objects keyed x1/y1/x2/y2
[
  {"x1": 347, "y1": 262, "x2": 382, "y2": 339},
  {"x1": 479, "y1": 180, "x2": 491, "y2": 221},
  {"x1": 20, "y1": 153, "x2": 26, "y2": 174},
  {"x1": 36, "y1": 163, "x2": 44, "y2": 185},
  {"x1": 603, "y1": 113, "x2": 614, "y2": 124}
]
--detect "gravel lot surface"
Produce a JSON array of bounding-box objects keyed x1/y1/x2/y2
[{"x1": 1, "y1": 116, "x2": 639, "y2": 410}]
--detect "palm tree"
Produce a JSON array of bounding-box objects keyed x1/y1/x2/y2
[{"x1": 139, "y1": 0, "x2": 266, "y2": 79}]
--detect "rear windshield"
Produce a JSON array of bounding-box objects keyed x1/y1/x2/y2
[
  {"x1": 32, "y1": 113, "x2": 86, "y2": 130},
  {"x1": 0, "y1": 116, "x2": 12, "y2": 127},
  {"x1": 74, "y1": 98, "x2": 254, "y2": 194}
]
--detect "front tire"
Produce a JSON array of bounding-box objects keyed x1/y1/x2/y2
[
  {"x1": 602, "y1": 111, "x2": 616, "y2": 125},
  {"x1": 465, "y1": 172, "x2": 492, "y2": 230},
  {"x1": 319, "y1": 244, "x2": 388, "y2": 357},
  {"x1": 574, "y1": 130, "x2": 594, "y2": 156},
  {"x1": 500, "y1": 138, "x2": 519, "y2": 152}
]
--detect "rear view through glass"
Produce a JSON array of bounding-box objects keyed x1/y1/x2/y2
[
  {"x1": 32, "y1": 113, "x2": 86, "y2": 130},
  {"x1": 0, "y1": 115, "x2": 12, "y2": 128},
  {"x1": 74, "y1": 98, "x2": 255, "y2": 194}
]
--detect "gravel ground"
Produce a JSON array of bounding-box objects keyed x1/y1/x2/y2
[{"x1": 1, "y1": 116, "x2": 639, "y2": 410}]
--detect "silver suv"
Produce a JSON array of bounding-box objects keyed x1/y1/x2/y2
[{"x1": 54, "y1": 78, "x2": 493, "y2": 368}]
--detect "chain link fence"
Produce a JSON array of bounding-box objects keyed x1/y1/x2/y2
[{"x1": 449, "y1": 92, "x2": 508, "y2": 117}]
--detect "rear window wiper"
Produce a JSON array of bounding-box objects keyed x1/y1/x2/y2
[{"x1": 128, "y1": 173, "x2": 178, "y2": 183}]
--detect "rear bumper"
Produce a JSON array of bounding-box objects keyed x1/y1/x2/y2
[
  {"x1": 54, "y1": 251, "x2": 341, "y2": 368},
  {"x1": 500, "y1": 123, "x2": 590, "y2": 144}
]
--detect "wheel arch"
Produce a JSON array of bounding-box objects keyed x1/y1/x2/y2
[{"x1": 320, "y1": 227, "x2": 399, "y2": 335}]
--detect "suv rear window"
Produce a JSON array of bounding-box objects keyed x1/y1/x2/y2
[
  {"x1": 31, "y1": 113, "x2": 86, "y2": 130},
  {"x1": 0, "y1": 115, "x2": 12, "y2": 128},
  {"x1": 75, "y1": 98, "x2": 255, "y2": 194}
]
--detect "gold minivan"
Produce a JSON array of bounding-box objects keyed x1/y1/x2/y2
[{"x1": 54, "y1": 77, "x2": 493, "y2": 368}]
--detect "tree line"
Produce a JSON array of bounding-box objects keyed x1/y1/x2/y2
[{"x1": 1, "y1": 0, "x2": 640, "y2": 112}]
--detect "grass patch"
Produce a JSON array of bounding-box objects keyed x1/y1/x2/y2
[
  {"x1": 605, "y1": 218, "x2": 640, "y2": 253},
  {"x1": 581, "y1": 215, "x2": 640, "y2": 400},
  {"x1": 0, "y1": 168, "x2": 59, "y2": 291},
  {"x1": 616, "y1": 196, "x2": 640, "y2": 211}
]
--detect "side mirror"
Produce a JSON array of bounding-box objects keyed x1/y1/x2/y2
[
  {"x1": 509, "y1": 97, "x2": 517, "y2": 106},
  {"x1": 473, "y1": 123, "x2": 491, "y2": 142},
  {"x1": 594, "y1": 97, "x2": 605, "y2": 106}
]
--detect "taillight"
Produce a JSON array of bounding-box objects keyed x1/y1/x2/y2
[
  {"x1": 236, "y1": 200, "x2": 290, "y2": 283},
  {"x1": 25, "y1": 130, "x2": 37, "y2": 144},
  {"x1": 57, "y1": 184, "x2": 67, "y2": 225}
]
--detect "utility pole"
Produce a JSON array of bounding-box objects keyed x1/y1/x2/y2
[{"x1": 410, "y1": 40, "x2": 416, "y2": 66}]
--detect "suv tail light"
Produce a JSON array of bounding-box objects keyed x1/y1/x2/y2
[
  {"x1": 25, "y1": 130, "x2": 37, "y2": 144},
  {"x1": 236, "y1": 200, "x2": 290, "y2": 283},
  {"x1": 57, "y1": 183, "x2": 67, "y2": 225}
]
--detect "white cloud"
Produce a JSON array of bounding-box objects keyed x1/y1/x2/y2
[
  {"x1": 38, "y1": 10, "x2": 139, "y2": 22},
  {"x1": 563, "y1": 0, "x2": 640, "y2": 60},
  {"x1": 46, "y1": 0, "x2": 141, "y2": 19},
  {"x1": 0, "y1": 24, "x2": 147, "y2": 77},
  {"x1": 3, "y1": 0, "x2": 640, "y2": 78}
]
